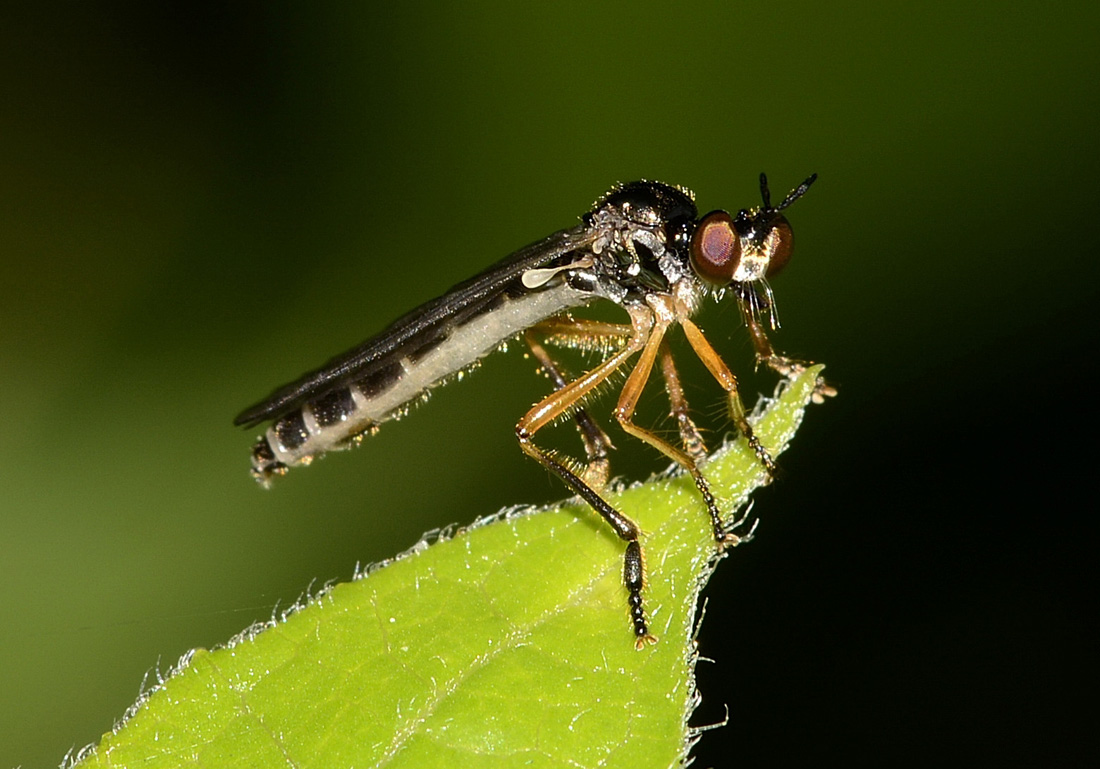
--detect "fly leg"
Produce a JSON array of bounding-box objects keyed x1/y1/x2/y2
[
  {"x1": 744, "y1": 312, "x2": 837, "y2": 404},
  {"x1": 657, "y1": 341, "x2": 708, "y2": 466},
  {"x1": 680, "y1": 318, "x2": 778, "y2": 478},
  {"x1": 658, "y1": 344, "x2": 759, "y2": 545},
  {"x1": 609, "y1": 308, "x2": 740, "y2": 548},
  {"x1": 655, "y1": 342, "x2": 755, "y2": 547},
  {"x1": 516, "y1": 306, "x2": 658, "y2": 648},
  {"x1": 525, "y1": 329, "x2": 616, "y2": 490}
]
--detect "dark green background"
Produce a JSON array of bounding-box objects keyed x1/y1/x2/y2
[{"x1": 3, "y1": 2, "x2": 1096, "y2": 766}]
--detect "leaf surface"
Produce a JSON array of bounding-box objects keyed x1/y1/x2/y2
[{"x1": 80, "y1": 367, "x2": 824, "y2": 769}]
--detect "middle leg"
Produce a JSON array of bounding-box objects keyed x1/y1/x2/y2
[
  {"x1": 612, "y1": 321, "x2": 739, "y2": 547},
  {"x1": 525, "y1": 328, "x2": 615, "y2": 490}
]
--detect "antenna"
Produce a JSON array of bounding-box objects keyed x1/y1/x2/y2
[{"x1": 777, "y1": 173, "x2": 817, "y2": 211}]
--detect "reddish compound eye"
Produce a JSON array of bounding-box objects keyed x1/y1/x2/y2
[
  {"x1": 690, "y1": 211, "x2": 741, "y2": 285},
  {"x1": 764, "y1": 217, "x2": 794, "y2": 277}
]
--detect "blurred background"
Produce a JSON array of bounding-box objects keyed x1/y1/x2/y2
[{"x1": 2, "y1": 1, "x2": 1096, "y2": 766}]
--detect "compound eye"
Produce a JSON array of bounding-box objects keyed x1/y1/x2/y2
[
  {"x1": 690, "y1": 211, "x2": 741, "y2": 285},
  {"x1": 764, "y1": 217, "x2": 794, "y2": 277}
]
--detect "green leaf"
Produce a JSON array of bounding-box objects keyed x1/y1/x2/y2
[{"x1": 76, "y1": 367, "x2": 824, "y2": 769}]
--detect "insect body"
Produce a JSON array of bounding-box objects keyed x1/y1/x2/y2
[{"x1": 236, "y1": 174, "x2": 833, "y2": 648}]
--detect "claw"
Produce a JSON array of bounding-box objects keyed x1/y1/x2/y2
[{"x1": 761, "y1": 354, "x2": 837, "y2": 403}]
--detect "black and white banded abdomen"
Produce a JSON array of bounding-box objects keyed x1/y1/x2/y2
[{"x1": 247, "y1": 281, "x2": 593, "y2": 484}]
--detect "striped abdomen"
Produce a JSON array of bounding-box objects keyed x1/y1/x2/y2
[{"x1": 247, "y1": 280, "x2": 592, "y2": 484}]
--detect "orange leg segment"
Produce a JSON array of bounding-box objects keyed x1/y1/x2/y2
[
  {"x1": 516, "y1": 306, "x2": 658, "y2": 648},
  {"x1": 743, "y1": 311, "x2": 838, "y2": 404},
  {"x1": 680, "y1": 317, "x2": 778, "y2": 477},
  {"x1": 612, "y1": 322, "x2": 738, "y2": 545}
]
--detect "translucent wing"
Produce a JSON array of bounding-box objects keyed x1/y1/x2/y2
[{"x1": 234, "y1": 224, "x2": 596, "y2": 427}]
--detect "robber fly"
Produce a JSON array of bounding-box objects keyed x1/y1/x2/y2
[{"x1": 236, "y1": 174, "x2": 833, "y2": 648}]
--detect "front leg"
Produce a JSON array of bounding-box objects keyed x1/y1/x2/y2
[
  {"x1": 744, "y1": 312, "x2": 837, "y2": 403},
  {"x1": 679, "y1": 318, "x2": 778, "y2": 478}
]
